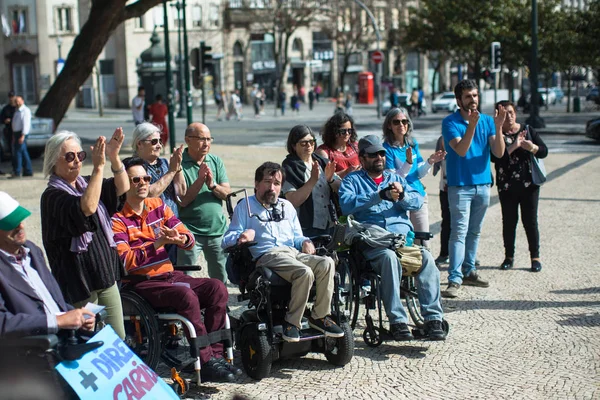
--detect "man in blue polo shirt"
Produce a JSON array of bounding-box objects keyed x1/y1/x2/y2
[{"x1": 441, "y1": 80, "x2": 506, "y2": 298}]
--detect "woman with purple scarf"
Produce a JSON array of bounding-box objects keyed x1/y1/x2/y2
[{"x1": 40, "y1": 129, "x2": 129, "y2": 339}]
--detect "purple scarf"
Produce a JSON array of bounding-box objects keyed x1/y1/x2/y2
[{"x1": 48, "y1": 175, "x2": 116, "y2": 253}]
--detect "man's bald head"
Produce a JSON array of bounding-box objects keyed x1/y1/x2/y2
[
  {"x1": 185, "y1": 122, "x2": 209, "y2": 137},
  {"x1": 184, "y1": 122, "x2": 213, "y2": 161}
]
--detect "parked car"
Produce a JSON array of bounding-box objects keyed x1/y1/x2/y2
[
  {"x1": 585, "y1": 116, "x2": 600, "y2": 141},
  {"x1": 431, "y1": 92, "x2": 459, "y2": 113},
  {"x1": 381, "y1": 93, "x2": 427, "y2": 116},
  {"x1": 0, "y1": 117, "x2": 54, "y2": 161},
  {"x1": 586, "y1": 87, "x2": 599, "y2": 102}
]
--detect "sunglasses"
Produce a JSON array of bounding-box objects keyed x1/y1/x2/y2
[
  {"x1": 187, "y1": 136, "x2": 214, "y2": 143},
  {"x1": 142, "y1": 138, "x2": 163, "y2": 146},
  {"x1": 297, "y1": 139, "x2": 317, "y2": 147},
  {"x1": 130, "y1": 175, "x2": 152, "y2": 184},
  {"x1": 336, "y1": 128, "x2": 355, "y2": 136},
  {"x1": 63, "y1": 151, "x2": 87, "y2": 163},
  {"x1": 365, "y1": 151, "x2": 386, "y2": 159},
  {"x1": 392, "y1": 119, "x2": 410, "y2": 126}
]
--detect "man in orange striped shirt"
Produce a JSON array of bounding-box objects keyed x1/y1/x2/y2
[{"x1": 112, "y1": 157, "x2": 240, "y2": 382}]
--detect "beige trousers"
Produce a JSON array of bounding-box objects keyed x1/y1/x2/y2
[{"x1": 256, "y1": 246, "x2": 335, "y2": 328}]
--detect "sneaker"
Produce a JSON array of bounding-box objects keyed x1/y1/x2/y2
[
  {"x1": 531, "y1": 260, "x2": 542, "y2": 272},
  {"x1": 462, "y1": 271, "x2": 489, "y2": 287},
  {"x1": 425, "y1": 320, "x2": 447, "y2": 341},
  {"x1": 200, "y1": 357, "x2": 235, "y2": 383},
  {"x1": 500, "y1": 258, "x2": 514, "y2": 270},
  {"x1": 435, "y1": 255, "x2": 449, "y2": 266},
  {"x1": 217, "y1": 357, "x2": 243, "y2": 376},
  {"x1": 282, "y1": 322, "x2": 300, "y2": 342},
  {"x1": 390, "y1": 323, "x2": 414, "y2": 341},
  {"x1": 442, "y1": 282, "x2": 461, "y2": 298},
  {"x1": 308, "y1": 315, "x2": 344, "y2": 338}
]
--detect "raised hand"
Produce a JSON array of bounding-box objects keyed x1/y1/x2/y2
[
  {"x1": 196, "y1": 162, "x2": 210, "y2": 186},
  {"x1": 90, "y1": 136, "x2": 106, "y2": 170},
  {"x1": 309, "y1": 160, "x2": 320, "y2": 184},
  {"x1": 324, "y1": 160, "x2": 336, "y2": 182},
  {"x1": 205, "y1": 167, "x2": 215, "y2": 189},
  {"x1": 169, "y1": 144, "x2": 184, "y2": 173},
  {"x1": 428, "y1": 150, "x2": 447, "y2": 165},
  {"x1": 467, "y1": 109, "x2": 480, "y2": 127},
  {"x1": 106, "y1": 127, "x2": 125, "y2": 161},
  {"x1": 495, "y1": 105, "x2": 507, "y2": 127},
  {"x1": 406, "y1": 147, "x2": 413, "y2": 164}
]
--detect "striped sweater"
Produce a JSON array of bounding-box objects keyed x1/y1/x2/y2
[{"x1": 112, "y1": 198, "x2": 194, "y2": 276}]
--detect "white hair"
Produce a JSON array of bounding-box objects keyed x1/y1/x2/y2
[
  {"x1": 43, "y1": 131, "x2": 81, "y2": 178},
  {"x1": 131, "y1": 122, "x2": 160, "y2": 154}
]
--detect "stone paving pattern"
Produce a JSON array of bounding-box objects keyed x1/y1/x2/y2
[{"x1": 3, "y1": 144, "x2": 599, "y2": 400}]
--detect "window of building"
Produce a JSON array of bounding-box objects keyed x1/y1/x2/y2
[
  {"x1": 229, "y1": 0, "x2": 243, "y2": 8},
  {"x1": 135, "y1": 15, "x2": 145, "y2": 29},
  {"x1": 192, "y1": 5, "x2": 202, "y2": 27},
  {"x1": 209, "y1": 4, "x2": 219, "y2": 27},
  {"x1": 391, "y1": 9, "x2": 399, "y2": 30},
  {"x1": 11, "y1": 8, "x2": 28, "y2": 35},
  {"x1": 233, "y1": 41, "x2": 244, "y2": 57},
  {"x1": 377, "y1": 8, "x2": 385, "y2": 31},
  {"x1": 99, "y1": 59, "x2": 115, "y2": 75},
  {"x1": 173, "y1": 5, "x2": 184, "y2": 28},
  {"x1": 56, "y1": 7, "x2": 73, "y2": 33},
  {"x1": 153, "y1": 6, "x2": 164, "y2": 28}
]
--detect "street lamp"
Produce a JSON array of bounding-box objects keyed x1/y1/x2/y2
[{"x1": 171, "y1": 1, "x2": 185, "y2": 118}]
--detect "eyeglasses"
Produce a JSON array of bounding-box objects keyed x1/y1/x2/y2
[
  {"x1": 142, "y1": 138, "x2": 162, "y2": 146},
  {"x1": 392, "y1": 119, "x2": 409, "y2": 126},
  {"x1": 365, "y1": 151, "x2": 386, "y2": 159},
  {"x1": 187, "y1": 136, "x2": 214, "y2": 143},
  {"x1": 297, "y1": 139, "x2": 317, "y2": 147},
  {"x1": 336, "y1": 128, "x2": 355, "y2": 136},
  {"x1": 63, "y1": 151, "x2": 87, "y2": 163},
  {"x1": 130, "y1": 175, "x2": 152, "y2": 184}
]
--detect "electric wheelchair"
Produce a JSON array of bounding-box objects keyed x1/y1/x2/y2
[
  {"x1": 119, "y1": 266, "x2": 234, "y2": 397},
  {"x1": 224, "y1": 189, "x2": 355, "y2": 380},
  {"x1": 341, "y1": 231, "x2": 449, "y2": 347}
]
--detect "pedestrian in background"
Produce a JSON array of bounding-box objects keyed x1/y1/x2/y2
[
  {"x1": 308, "y1": 89, "x2": 315, "y2": 110},
  {"x1": 40, "y1": 129, "x2": 128, "y2": 339},
  {"x1": 148, "y1": 94, "x2": 169, "y2": 146},
  {"x1": 291, "y1": 92, "x2": 300, "y2": 114},
  {"x1": 10, "y1": 96, "x2": 33, "y2": 178},
  {"x1": 345, "y1": 93, "x2": 353, "y2": 115},
  {"x1": 131, "y1": 86, "x2": 145, "y2": 126},
  {"x1": 215, "y1": 90, "x2": 227, "y2": 121},
  {"x1": 0, "y1": 91, "x2": 16, "y2": 175},
  {"x1": 260, "y1": 88, "x2": 266, "y2": 114},
  {"x1": 279, "y1": 90, "x2": 287, "y2": 116},
  {"x1": 491, "y1": 100, "x2": 547, "y2": 273}
]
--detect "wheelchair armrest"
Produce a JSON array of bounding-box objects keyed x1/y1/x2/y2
[
  {"x1": 309, "y1": 235, "x2": 332, "y2": 248},
  {"x1": 61, "y1": 340, "x2": 104, "y2": 361},
  {"x1": 173, "y1": 265, "x2": 202, "y2": 272},
  {"x1": 121, "y1": 274, "x2": 150, "y2": 283},
  {"x1": 0, "y1": 334, "x2": 59, "y2": 351},
  {"x1": 413, "y1": 231, "x2": 433, "y2": 241},
  {"x1": 223, "y1": 241, "x2": 257, "y2": 254}
]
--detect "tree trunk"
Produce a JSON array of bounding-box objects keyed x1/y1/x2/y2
[
  {"x1": 566, "y1": 73, "x2": 572, "y2": 113},
  {"x1": 35, "y1": 0, "x2": 161, "y2": 128}
]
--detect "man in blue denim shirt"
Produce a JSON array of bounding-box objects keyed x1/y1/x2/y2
[
  {"x1": 441, "y1": 80, "x2": 506, "y2": 298},
  {"x1": 222, "y1": 162, "x2": 343, "y2": 343},
  {"x1": 339, "y1": 135, "x2": 446, "y2": 341}
]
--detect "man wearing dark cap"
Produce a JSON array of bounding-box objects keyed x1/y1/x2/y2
[
  {"x1": 0, "y1": 91, "x2": 15, "y2": 175},
  {"x1": 338, "y1": 135, "x2": 446, "y2": 341},
  {"x1": 0, "y1": 191, "x2": 95, "y2": 338}
]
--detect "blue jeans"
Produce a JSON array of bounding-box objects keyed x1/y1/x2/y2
[
  {"x1": 447, "y1": 185, "x2": 491, "y2": 284},
  {"x1": 12, "y1": 134, "x2": 32, "y2": 176},
  {"x1": 363, "y1": 246, "x2": 443, "y2": 324}
]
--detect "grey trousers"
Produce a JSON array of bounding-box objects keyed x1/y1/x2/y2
[{"x1": 256, "y1": 246, "x2": 335, "y2": 328}]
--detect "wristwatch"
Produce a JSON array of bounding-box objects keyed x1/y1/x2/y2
[{"x1": 209, "y1": 184, "x2": 217, "y2": 191}]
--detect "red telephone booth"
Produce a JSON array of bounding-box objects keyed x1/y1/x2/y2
[{"x1": 358, "y1": 72, "x2": 374, "y2": 104}]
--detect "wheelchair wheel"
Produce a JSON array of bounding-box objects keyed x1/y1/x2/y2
[
  {"x1": 336, "y1": 257, "x2": 354, "y2": 324},
  {"x1": 403, "y1": 276, "x2": 425, "y2": 329},
  {"x1": 363, "y1": 326, "x2": 383, "y2": 348},
  {"x1": 324, "y1": 322, "x2": 355, "y2": 366},
  {"x1": 121, "y1": 290, "x2": 162, "y2": 370},
  {"x1": 160, "y1": 322, "x2": 193, "y2": 370},
  {"x1": 239, "y1": 325, "x2": 272, "y2": 380}
]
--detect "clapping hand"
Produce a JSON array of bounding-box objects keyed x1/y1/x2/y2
[
  {"x1": 467, "y1": 109, "x2": 480, "y2": 126},
  {"x1": 428, "y1": 150, "x2": 446, "y2": 165},
  {"x1": 197, "y1": 163, "x2": 210, "y2": 186},
  {"x1": 106, "y1": 127, "x2": 124, "y2": 162},
  {"x1": 324, "y1": 160, "x2": 336, "y2": 183},
  {"x1": 495, "y1": 105, "x2": 507, "y2": 127},
  {"x1": 169, "y1": 145, "x2": 184, "y2": 173},
  {"x1": 406, "y1": 147, "x2": 413, "y2": 164},
  {"x1": 91, "y1": 136, "x2": 106, "y2": 170},
  {"x1": 159, "y1": 226, "x2": 187, "y2": 246},
  {"x1": 309, "y1": 160, "x2": 320, "y2": 184}
]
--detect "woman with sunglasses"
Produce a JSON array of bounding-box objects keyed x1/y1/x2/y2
[
  {"x1": 40, "y1": 129, "x2": 129, "y2": 339},
  {"x1": 282, "y1": 125, "x2": 339, "y2": 237},
  {"x1": 382, "y1": 107, "x2": 446, "y2": 248},
  {"x1": 315, "y1": 112, "x2": 360, "y2": 179},
  {"x1": 131, "y1": 122, "x2": 184, "y2": 218}
]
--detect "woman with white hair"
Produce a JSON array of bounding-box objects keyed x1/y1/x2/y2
[
  {"x1": 40, "y1": 128, "x2": 128, "y2": 339},
  {"x1": 382, "y1": 107, "x2": 446, "y2": 248},
  {"x1": 131, "y1": 122, "x2": 184, "y2": 218}
]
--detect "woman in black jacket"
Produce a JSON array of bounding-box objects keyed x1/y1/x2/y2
[
  {"x1": 281, "y1": 125, "x2": 339, "y2": 237},
  {"x1": 491, "y1": 101, "x2": 548, "y2": 272}
]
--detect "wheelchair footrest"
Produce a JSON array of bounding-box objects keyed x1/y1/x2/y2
[{"x1": 296, "y1": 328, "x2": 326, "y2": 342}]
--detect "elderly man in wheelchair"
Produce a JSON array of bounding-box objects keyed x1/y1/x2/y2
[
  {"x1": 222, "y1": 161, "x2": 344, "y2": 342},
  {"x1": 111, "y1": 157, "x2": 240, "y2": 384},
  {"x1": 0, "y1": 191, "x2": 102, "y2": 398},
  {"x1": 339, "y1": 135, "x2": 447, "y2": 342}
]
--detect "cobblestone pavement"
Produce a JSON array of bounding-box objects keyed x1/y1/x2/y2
[{"x1": 2, "y1": 144, "x2": 598, "y2": 400}]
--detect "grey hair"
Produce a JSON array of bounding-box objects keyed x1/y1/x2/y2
[
  {"x1": 382, "y1": 107, "x2": 415, "y2": 147},
  {"x1": 131, "y1": 122, "x2": 161, "y2": 153},
  {"x1": 43, "y1": 131, "x2": 81, "y2": 177}
]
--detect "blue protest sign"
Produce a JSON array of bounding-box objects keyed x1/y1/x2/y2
[{"x1": 55, "y1": 326, "x2": 180, "y2": 400}]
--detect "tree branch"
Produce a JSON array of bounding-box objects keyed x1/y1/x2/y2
[{"x1": 124, "y1": 0, "x2": 163, "y2": 20}]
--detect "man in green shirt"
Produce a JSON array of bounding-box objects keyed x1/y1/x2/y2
[{"x1": 175, "y1": 123, "x2": 231, "y2": 282}]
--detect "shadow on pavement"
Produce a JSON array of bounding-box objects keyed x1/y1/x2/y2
[
  {"x1": 550, "y1": 287, "x2": 600, "y2": 295},
  {"x1": 556, "y1": 313, "x2": 600, "y2": 327},
  {"x1": 443, "y1": 299, "x2": 600, "y2": 313}
]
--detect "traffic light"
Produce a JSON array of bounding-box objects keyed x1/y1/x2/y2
[
  {"x1": 491, "y1": 42, "x2": 501, "y2": 72},
  {"x1": 200, "y1": 41, "x2": 213, "y2": 72}
]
